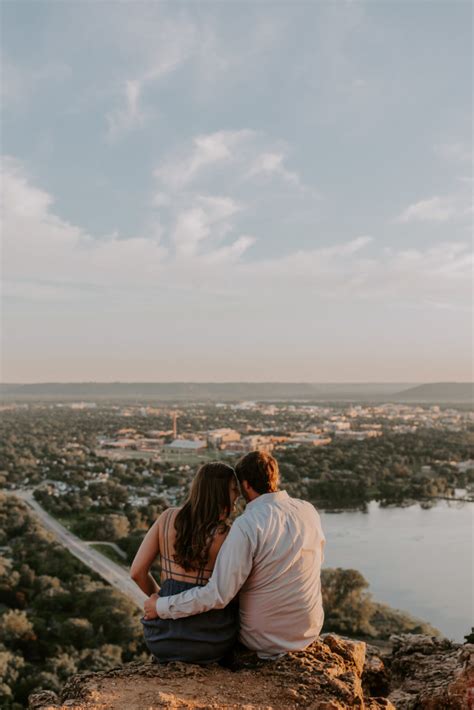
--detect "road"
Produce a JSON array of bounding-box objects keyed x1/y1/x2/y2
[
  {"x1": 85, "y1": 541, "x2": 128, "y2": 559},
  {"x1": 6, "y1": 489, "x2": 147, "y2": 610}
]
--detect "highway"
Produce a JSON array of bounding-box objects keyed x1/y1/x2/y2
[{"x1": 6, "y1": 489, "x2": 147, "y2": 610}]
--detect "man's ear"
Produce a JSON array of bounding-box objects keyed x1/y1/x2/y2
[{"x1": 240, "y1": 480, "x2": 251, "y2": 495}]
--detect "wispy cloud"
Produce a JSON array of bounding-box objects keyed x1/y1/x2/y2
[
  {"x1": 102, "y1": 8, "x2": 284, "y2": 142},
  {"x1": 246, "y1": 152, "x2": 302, "y2": 187},
  {"x1": 106, "y1": 79, "x2": 145, "y2": 137},
  {"x1": 1, "y1": 157, "x2": 253, "y2": 298},
  {"x1": 3, "y1": 157, "x2": 471, "y2": 312},
  {"x1": 105, "y1": 18, "x2": 196, "y2": 140},
  {"x1": 152, "y1": 130, "x2": 310, "y2": 205},
  {"x1": 154, "y1": 130, "x2": 255, "y2": 190},
  {"x1": 434, "y1": 141, "x2": 472, "y2": 165},
  {"x1": 172, "y1": 195, "x2": 243, "y2": 258},
  {"x1": 396, "y1": 196, "x2": 458, "y2": 224}
]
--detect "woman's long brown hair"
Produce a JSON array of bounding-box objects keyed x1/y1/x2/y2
[{"x1": 173, "y1": 462, "x2": 236, "y2": 571}]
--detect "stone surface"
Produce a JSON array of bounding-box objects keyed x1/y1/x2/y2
[
  {"x1": 28, "y1": 633, "x2": 472, "y2": 710},
  {"x1": 388, "y1": 634, "x2": 474, "y2": 709},
  {"x1": 28, "y1": 635, "x2": 392, "y2": 710}
]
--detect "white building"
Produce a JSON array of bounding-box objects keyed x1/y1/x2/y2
[
  {"x1": 241, "y1": 435, "x2": 274, "y2": 453},
  {"x1": 208, "y1": 428, "x2": 241, "y2": 448},
  {"x1": 324, "y1": 421, "x2": 351, "y2": 432},
  {"x1": 164, "y1": 439, "x2": 207, "y2": 454},
  {"x1": 334, "y1": 430, "x2": 383, "y2": 440},
  {"x1": 456, "y1": 460, "x2": 474, "y2": 473},
  {"x1": 287, "y1": 434, "x2": 332, "y2": 447},
  {"x1": 99, "y1": 438, "x2": 138, "y2": 449}
]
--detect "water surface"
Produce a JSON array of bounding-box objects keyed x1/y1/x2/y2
[{"x1": 319, "y1": 500, "x2": 473, "y2": 641}]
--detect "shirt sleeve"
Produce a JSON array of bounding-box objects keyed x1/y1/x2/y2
[
  {"x1": 156, "y1": 520, "x2": 254, "y2": 619},
  {"x1": 314, "y1": 508, "x2": 326, "y2": 564}
]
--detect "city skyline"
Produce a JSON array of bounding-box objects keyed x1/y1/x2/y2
[{"x1": 2, "y1": 1, "x2": 472, "y2": 382}]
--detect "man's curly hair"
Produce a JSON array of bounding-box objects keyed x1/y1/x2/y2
[{"x1": 235, "y1": 451, "x2": 279, "y2": 494}]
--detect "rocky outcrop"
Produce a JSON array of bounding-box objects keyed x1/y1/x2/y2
[
  {"x1": 387, "y1": 634, "x2": 474, "y2": 709},
  {"x1": 28, "y1": 634, "x2": 473, "y2": 710}
]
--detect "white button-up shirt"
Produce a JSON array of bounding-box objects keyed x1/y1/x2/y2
[{"x1": 156, "y1": 490, "x2": 326, "y2": 658}]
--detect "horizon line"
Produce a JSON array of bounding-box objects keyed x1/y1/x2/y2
[{"x1": 2, "y1": 381, "x2": 471, "y2": 386}]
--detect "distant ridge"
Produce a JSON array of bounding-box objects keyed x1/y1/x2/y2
[
  {"x1": 391, "y1": 382, "x2": 473, "y2": 404},
  {"x1": 1, "y1": 381, "x2": 470, "y2": 403}
]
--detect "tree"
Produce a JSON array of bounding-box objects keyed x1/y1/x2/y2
[
  {"x1": 78, "y1": 644, "x2": 123, "y2": 672},
  {"x1": 322, "y1": 568, "x2": 375, "y2": 637},
  {"x1": 61, "y1": 618, "x2": 94, "y2": 649},
  {"x1": 0, "y1": 648, "x2": 25, "y2": 703},
  {"x1": 0, "y1": 610, "x2": 36, "y2": 646},
  {"x1": 45, "y1": 652, "x2": 78, "y2": 682},
  {"x1": 101, "y1": 514, "x2": 130, "y2": 541},
  {"x1": 78, "y1": 588, "x2": 142, "y2": 647}
]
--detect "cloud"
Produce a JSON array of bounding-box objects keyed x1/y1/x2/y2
[
  {"x1": 1, "y1": 157, "x2": 253, "y2": 299},
  {"x1": 245, "y1": 237, "x2": 471, "y2": 311},
  {"x1": 102, "y1": 8, "x2": 284, "y2": 141},
  {"x1": 201, "y1": 235, "x2": 256, "y2": 265},
  {"x1": 396, "y1": 196, "x2": 458, "y2": 224},
  {"x1": 154, "y1": 130, "x2": 256, "y2": 189},
  {"x1": 246, "y1": 152, "x2": 302, "y2": 187},
  {"x1": 106, "y1": 79, "x2": 145, "y2": 137},
  {"x1": 105, "y1": 18, "x2": 196, "y2": 140},
  {"x1": 152, "y1": 130, "x2": 310, "y2": 207},
  {"x1": 171, "y1": 195, "x2": 243, "y2": 258},
  {"x1": 397, "y1": 191, "x2": 474, "y2": 223},
  {"x1": 434, "y1": 141, "x2": 472, "y2": 165},
  {"x1": 395, "y1": 171, "x2": 472, "y2": 226},
  {"x1": 3, "y1": 157, "x2": 471, "y2": 313},
  {"x1": 374, "y1": 242, "x2": 473, "y2": 309},
  {"x1": 1, "y1": 157, "x2": 168, "y2": 293}
]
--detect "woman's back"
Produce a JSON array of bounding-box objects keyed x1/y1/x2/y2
[
  {"x1": 158, "y1": 506, "x2": 229, "y2": 586},
  {"x1": 140, "y1": 506, "x2": 239, "y2": 663}
]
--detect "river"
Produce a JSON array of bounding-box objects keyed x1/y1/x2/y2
[{"x1": 319, "y1": 499, "x2": 473, "y2": 642}]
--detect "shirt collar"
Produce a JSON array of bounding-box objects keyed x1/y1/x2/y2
[{"x1": 246, "y1": 490, "x2": 289, "y2": 509}]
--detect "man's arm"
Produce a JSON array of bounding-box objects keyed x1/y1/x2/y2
[{"x1": 156, "y1": 520, "x2": 253, "y2": 619}]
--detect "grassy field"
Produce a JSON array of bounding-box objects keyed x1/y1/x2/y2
[
  {"x1": 95, "y1": 447, "x2": 236, "y2": 465},
  {"x1": 56, "y1": 514, "x2": 81, "y2": 531}
]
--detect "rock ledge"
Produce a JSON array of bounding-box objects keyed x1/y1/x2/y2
[{"x1": 28, "y1": 634, "x2": 473, "y2": 710}]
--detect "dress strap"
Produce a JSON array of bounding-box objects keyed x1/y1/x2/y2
[
  {"x1": 160, "y1": 553, "x2": 210, "y2": 581},
  {"x1": 161, "y1": 508, "x2": 213, "y2": 584},
  {"x1": 195, "y1": 564, "x2": 207, "y2": 586},
  {"x1": 161, "y1": 508, "x2": 174, "y2": 577}
]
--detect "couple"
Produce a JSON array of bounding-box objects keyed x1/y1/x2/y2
[{"x1": 131, "y1": 451, "x2": 326, "y2": 663}]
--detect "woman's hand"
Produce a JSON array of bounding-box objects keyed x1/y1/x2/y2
[{"x1": 143, "y1": 593, "x2": 159, "y2": 619}]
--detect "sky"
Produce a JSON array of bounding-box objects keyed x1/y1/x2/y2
[{"x1": 1, "y1": 0, "x2": 472, "y2": 383}]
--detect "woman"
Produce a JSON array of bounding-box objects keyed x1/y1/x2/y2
[{"x1": 130, "y1": 462, "x2": 240, "y2": 663}]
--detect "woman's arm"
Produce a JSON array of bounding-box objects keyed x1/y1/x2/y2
[{"x1": 130, "y1": 516, "x2": 162, "y2": 596}]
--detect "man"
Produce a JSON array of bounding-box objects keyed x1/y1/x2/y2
[{"x1": 144, "y1": 451, "x2": 326, "y2": 659}]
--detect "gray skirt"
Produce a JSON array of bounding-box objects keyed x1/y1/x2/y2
[{"x1": 140, "y1": 578, "x2": 239, "y2": 664}]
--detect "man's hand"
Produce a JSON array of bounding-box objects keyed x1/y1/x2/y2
[{"x1": 143, "y1": 593, "x2": 159, "y2": 619}]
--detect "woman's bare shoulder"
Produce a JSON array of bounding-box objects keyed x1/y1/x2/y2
[{"x1": 156, "y1": 506, "x2": 180, "y2": 527}]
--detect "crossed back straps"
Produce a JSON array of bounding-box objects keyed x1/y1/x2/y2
[{"x1": 160, "y1": 507, "x2": 213, "y2": 586}]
